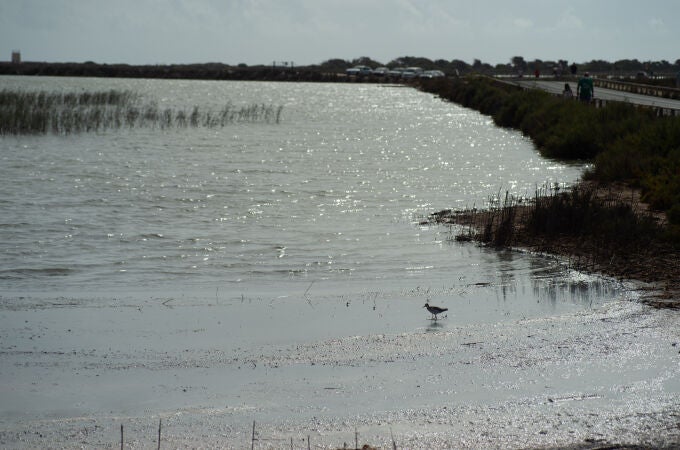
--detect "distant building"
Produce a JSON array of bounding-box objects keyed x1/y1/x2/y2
[{"x1": 11, "y1": 50, "x2": 21, "y2": 64}]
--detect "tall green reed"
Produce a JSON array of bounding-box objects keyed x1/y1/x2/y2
[{"x1": 0, "y1": 89, "x2": 284, "y2": 135}]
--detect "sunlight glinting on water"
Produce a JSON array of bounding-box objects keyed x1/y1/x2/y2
[
  {"x1": 0, "y1": 77, "x2": 600, "y2": 314},
  {"x1": 7, "y1": 78, "x2": 674, "y2": 449}
]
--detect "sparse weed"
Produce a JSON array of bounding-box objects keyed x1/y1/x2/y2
[{"x1": 0, "y1": 89, "x2": 284, "y2": 135}]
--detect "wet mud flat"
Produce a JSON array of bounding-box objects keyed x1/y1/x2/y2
[{"x1": 1, "y1": 290, "x2": 679, "y2": 449}]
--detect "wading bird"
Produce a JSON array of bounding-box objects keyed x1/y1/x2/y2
[{"x1": 424, "y1": 303, "x2": 448, "y2": 320}]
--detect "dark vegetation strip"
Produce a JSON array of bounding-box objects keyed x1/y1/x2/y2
[
  {"x1": 418, "y1": 77, "x2": 680, "y2": 242},
  {"x1": 2, "y1": 59, "x2": 680, "y2": 85},
  {"x1": 440, "y1": 183, "x2": 666, "y2": 262},
  {"x1": 0, "y1": 89, "x2": 283, "y2": 135}
]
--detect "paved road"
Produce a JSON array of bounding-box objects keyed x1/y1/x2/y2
[{"x1": 514, "y1": 80, "x2": 680, "y2": 111}]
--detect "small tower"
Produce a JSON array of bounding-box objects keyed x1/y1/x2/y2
[{"x1": 11, "y1": 50, "x2": 21, "y2": 64}]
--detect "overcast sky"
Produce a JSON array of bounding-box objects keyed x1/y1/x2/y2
[{"x1": 1, "y1": 0, "x2": 678, "y2": 66}]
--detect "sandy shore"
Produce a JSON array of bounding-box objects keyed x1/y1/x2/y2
[
  {"x1": 2, "y1": 294, "x2": 680, "y2": 449},
  {"x1": 1, "y1": 248, "x2": 679, "y2": 449}
]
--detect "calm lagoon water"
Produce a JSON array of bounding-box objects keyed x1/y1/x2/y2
[
  {"x1": 0, "y1": 77, "x2": 593, "y2": 304},
  {"x1": 3, "y1": 77, "x2": 677, "y2": 448}
]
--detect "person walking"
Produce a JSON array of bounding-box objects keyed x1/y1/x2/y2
[
  {"x1": 570, "y1": 62, "x2": 578, "y2": 76},
  {"x1": 576, "y1": 72, "x2": 594, "y2": 103}
]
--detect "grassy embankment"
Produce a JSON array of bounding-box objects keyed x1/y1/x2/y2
[
  {"x1": 419, "y1": 77, "x2": 680, "y2": 300},
  {"x1": 0, "y1": 89, "x2": 283, "y2": 135}
]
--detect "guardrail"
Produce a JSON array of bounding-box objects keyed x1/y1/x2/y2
[
  {"x1": 491, "y1": 76, "x2": 680, "y2": 117},
  {"x1": 587, "y1": 97, "x2": 679, "y2": 117},
  {"x1": 594, "y1": 78, "x2": 680, "y2": 100}
]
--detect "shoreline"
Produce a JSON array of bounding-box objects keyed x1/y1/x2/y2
[
  {"x1": 429, "y1": 181, "x2": 680, "y2": 309},
  {"x1": 2, "y1": 295, "x2": 678, "y2": 449}
]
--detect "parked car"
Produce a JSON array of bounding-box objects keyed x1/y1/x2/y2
[
  {"x1": 401, "y1": 67, "x2": 423, "y2": 79},
  {"x1": 419, "y1": 70, "x2": 445, "y2": 78},
  {"x1": 388, "y1": 67, "x2": 405, "y2": 77},
  {"x1": 372, "y1": 67, "x2": 390, "y2": 77},
  {"x1": 346, "y1": 65, "x2": 373, "y2": 76}
]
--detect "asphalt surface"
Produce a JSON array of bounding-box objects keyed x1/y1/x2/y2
[{"x1": 514, "y1": 79, "x2": 680, "y2": 111}]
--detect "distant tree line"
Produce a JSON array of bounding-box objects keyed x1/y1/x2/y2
[
  {"x1": 0, "y1": 61, "x2": 346, "y2": 82},
  {"x1": 323, "y1": 55, "x2": 680, "y2": 77},
  {"x1": 1, "y1": 56, "x2": 679, "y2": 82}
]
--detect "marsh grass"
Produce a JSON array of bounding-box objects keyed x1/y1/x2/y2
[
  {"x1": 0, "y1": 89, "x2": 283, "y2": 135},
  {"x1": 525, "y1": 184, "x2": 661, "y2": 247},
  {"x1": 438, "y1": 183, "x2": 668, "y2": 273},
  {"x1": 466, "y1": 185, "x2": 656, "y2": 241}
]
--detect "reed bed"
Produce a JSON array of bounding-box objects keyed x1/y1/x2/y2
[
  {"x1": 433, "y1": 182, "x2": 675, "y2": 280},
  {"x1": 0, "y1": 89, "x2": 283, "y2": 135},
  {"x1": 441, "y1": 184, "x2": 661, "y2": 246}
]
